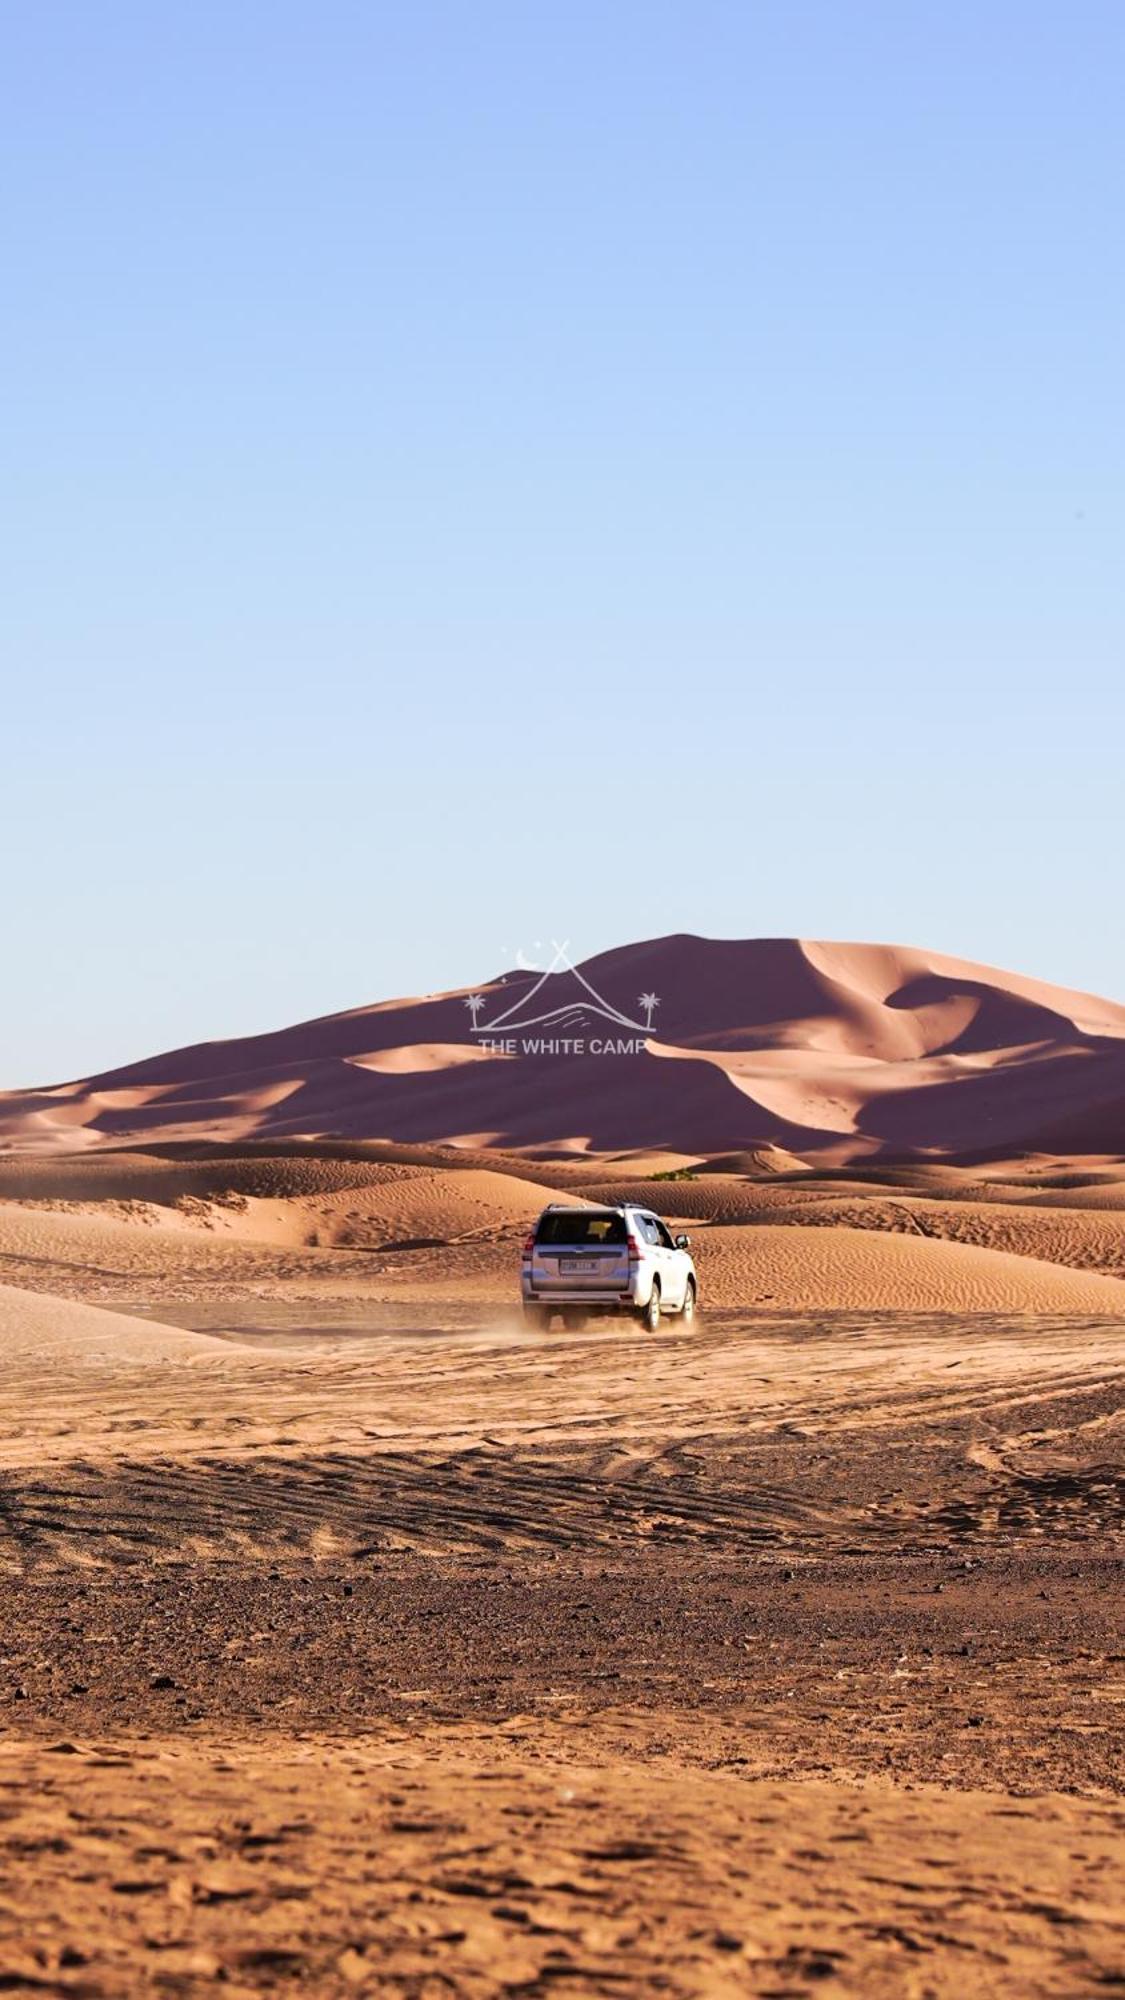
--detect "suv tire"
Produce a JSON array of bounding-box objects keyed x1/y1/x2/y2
[
  {"x1": 641, "y1": 1282, "x2": 661, "y2": 1332},
  {"x1": 680, "y1": 1279, "x2": 696, "y2": 1323}
]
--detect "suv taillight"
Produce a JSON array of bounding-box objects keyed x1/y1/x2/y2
[
  {"x1": 522, "y1": 1231, "x2": 537, "y2": 1256},
  {"x1": 627, "y1": 1233, "x2": 641, "y2": 1262}
]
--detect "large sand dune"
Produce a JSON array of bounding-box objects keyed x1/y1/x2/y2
[{"x1": 4, "y1": 934, "x2": 1124, "y2": 1163}]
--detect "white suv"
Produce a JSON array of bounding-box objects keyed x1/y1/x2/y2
[{"x1": 521, "y1": 1204, "x2": 697, "y2": 1332}]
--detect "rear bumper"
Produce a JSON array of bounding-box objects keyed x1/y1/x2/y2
[
  {"x1": 522, "y1": 1288, "x2": 637, "y2": 1308},
  {"x1": 523, "y1": 1295, "x2": 639, "y2": 1316}
]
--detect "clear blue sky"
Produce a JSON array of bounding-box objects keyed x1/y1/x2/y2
[{"x1": 2, "y1": 1, "x2": 1123, "y2": 1085}]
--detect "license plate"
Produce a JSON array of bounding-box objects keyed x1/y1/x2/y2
[{"x1": 559, "y1": 1257, "x2": 599, "y2": 1273}]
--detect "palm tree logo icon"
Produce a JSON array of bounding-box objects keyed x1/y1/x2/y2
[
  {"x1": 639, "y1": 992, "x2": 659, "y2": 1031},
  {"x1": 464, "y1": 993, "x2": 486, "y2": 1029}
]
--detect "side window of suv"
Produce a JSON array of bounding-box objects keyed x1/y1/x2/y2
[
  {"x1": 638, "y1": 1215, "x2": 660, "y2": 1246},
  {"x1": 652, "y1": 1218, "x2": 676, "y2": 1250}
]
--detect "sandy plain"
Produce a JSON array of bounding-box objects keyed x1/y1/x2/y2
[{"x1": 0, "y1": 1144, "x2": 1123, "y2": 1995}]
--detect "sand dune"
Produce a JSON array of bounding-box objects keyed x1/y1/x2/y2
[
  {"x1": 0, "y1": 1281, "x2": 216, "y2": 1366},
  {"x1": 692, "y1": 1223, "x2": 1125, "y2": 1314},
  {"x1": 0, "y1": 1167, "x2": 578, "y2": 1306},
  {"x1": 855, "y1": 1196, "x2": 1125, "y2": 1276},
  {"x1": 5, "y1": 1148, "x2": 1125, "y2": 1317},
  {"x1": 680, "y1": 1190, "x2": 1125, "y2": 1280},
  {"x1": 0, "y1": 1197, "x2": 378, "y2": 1304},
  {"x1": 1016, "y1": 1179, "x2": 1125, "y2": 1210},
  {"x1": 286, "y1": 1165, "x2": 577, "y2": 1246},
  {"x1": 349, "y1": 1041, "x2": 510, "y2": 1075},
  {"x1": 3, "y1": 934, "x2": 1124, "y2": 1162}
]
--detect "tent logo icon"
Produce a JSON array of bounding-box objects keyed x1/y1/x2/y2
[{"x1": 463, "y1": 941, "x2": 658, "y2": 1051}]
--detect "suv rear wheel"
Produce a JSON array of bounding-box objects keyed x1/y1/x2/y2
[
  {"x1": 680, "y1": 1278, "x2": 696, "y2": 1323},
  {"x1": 641, "y1": 1282, "x2": 661, "y2": 1332}
]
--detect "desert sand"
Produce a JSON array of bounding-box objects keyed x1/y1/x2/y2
[
  {"x1": 4, "y1": 934, "x2": 1125, "y2": 1163},
  {"x1": 0, "y1": 1132, "x2": 1123, "y2": 1994}
]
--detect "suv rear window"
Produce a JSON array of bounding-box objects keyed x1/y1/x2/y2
[{"x1": 535, "y1": 1211, "x2": 626, "y2": 1246}]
